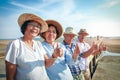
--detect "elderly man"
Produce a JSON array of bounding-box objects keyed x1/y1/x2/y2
[
  {"x1": 76, "y1": 29, "x2": 106, "y2": 80},
  {"x1": 76, "y1": 29, "x2": 92, "y2": 80},
  {"x1": 62, "y1": 27, "x2": 106, "y2": 80}
]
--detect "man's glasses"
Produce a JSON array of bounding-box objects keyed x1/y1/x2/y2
[{"x1": 28, "y1": 22, "x2": 41, "y2": 30}]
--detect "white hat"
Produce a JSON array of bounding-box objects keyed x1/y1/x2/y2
[{"x1": 64, "y1": 27, "x2": 77, "y2": 36}]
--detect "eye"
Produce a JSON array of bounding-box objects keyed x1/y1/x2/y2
[
  {"x1": 36, "y1": 25, "x2": 41, "y2": 29},
  {"x1": 28, "y1": 23, "x2": 41, "y2": 29}
]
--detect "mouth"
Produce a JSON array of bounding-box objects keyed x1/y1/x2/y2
[
  {"x1": 31, "y1": 30, "x2": 37, "y2": 33},
  {"x1": 30, "y1": 30, "x2": 39, "y2": 35}
]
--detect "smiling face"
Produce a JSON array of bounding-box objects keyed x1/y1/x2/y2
[
  {"x1": 44, "y1": 26, "x2": 57, "y2": 44},
  {"x1": 78, "y1": 34, "x2": 87, "y2": 42},
  {"x1": 23, "y1": 21, "x2": 41, "y2": 39},
  {"x1": 63, "y1": 34, "x2": 76, "y2": 45}
]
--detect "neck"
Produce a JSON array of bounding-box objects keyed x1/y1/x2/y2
[
  {"x1": 22, "y1": 36, "x2": 33, "y2": 49},
  {"x1": 80, "y1": 40, "x2": 84, "y2": 42},
  {"x1": 45, "y1": 40, "x2": 55, "y2": 46},
  {"x1": 78, "y1": 38, "x2": 84, "y2": 43},
  {"x1": 22, "y1": 36, "x2": 33, "y2": 42},
  {"x1": 64, "y1": 40, "x2": 72, "y2": 47}
]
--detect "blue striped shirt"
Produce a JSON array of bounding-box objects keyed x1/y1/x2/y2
[
  {"x1": 62, "y1": 41, "x2": 83, "y2": 76},
  {"x1": 42, "y1": 41, "x2": 73, "y2": 80}
]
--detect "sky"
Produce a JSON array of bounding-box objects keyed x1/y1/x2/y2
[{"x1": 0, "y1": 0, "x2": 120, "y2": 39}]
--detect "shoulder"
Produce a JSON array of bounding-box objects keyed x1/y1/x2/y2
[
  {"x1": 84, "y1": 42, "x2": 90, "y2": 46},
  {"x1": 59, "y1": 42, "x2": 65, "y2": 48},
  {"x1": 35, "y1": 40, "x2": 42, "y2": 46},
  {"x1": 7, "y1": 38, "x2": 21, "y2": 48}
]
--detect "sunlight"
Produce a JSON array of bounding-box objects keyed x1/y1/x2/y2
[{"x1": 87, "y1": 19, "x2": 120, "y2": 37}]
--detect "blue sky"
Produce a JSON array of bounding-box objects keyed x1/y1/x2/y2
[{"x1": 0, "y1": 0, "x2": 120, "y2": 39}]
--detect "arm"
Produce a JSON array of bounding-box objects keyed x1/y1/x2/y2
[
  {"x1": 82, "y1": 42, "x2": 99, "y2": 58},
  {"x1": 44, "y1": 43, "x2": 64, "y2": 68},
  {"x1": 44, "y1": 54, "x2": 57, "y2": 68},
  {"x1": 44, "y1": 47, "x2": 64, "y2": 67},
  {"x1": 92, "y1": 43, "x2": 106, "y2": 55},
  {"x1": 5, "y1": 61, "x2": 16, "y2": 80},
  {"x1": 82, "y1": 47, "x2": 94, "y2": 58}
]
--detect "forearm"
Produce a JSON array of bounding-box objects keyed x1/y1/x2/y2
[
  {"x1": 5, "y1": 61, "x2": 16, "y2": 80},
  {"x1": 45, "y1": 57, "x2": 56, "y2": 68},
  {"x1": 82, "y1": 48, "x2": 93, "y2": 58},
  {"x1": 92, "y1": 49, "x2": 100, "y2": 55},
  {"x1": 72, "y1": 54, "x2": 78, "y2": 61}
]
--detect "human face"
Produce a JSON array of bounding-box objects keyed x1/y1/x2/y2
[
  {"x1": 24, "y1": 21, "x2": 41, "y2": 38},
  {"x1": 78, "y1": 34, "x2": 86, "y2": 42},
  {"x1": 64, "y1": 34, "x2": 75, "y2": 45},
  {"x1": 44, "y1": 26, "x2": 57, "y2": 44}
]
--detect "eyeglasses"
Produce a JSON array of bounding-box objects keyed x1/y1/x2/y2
[{"x1": 28, "y1": 22, "x2": 41, "y2": 30}]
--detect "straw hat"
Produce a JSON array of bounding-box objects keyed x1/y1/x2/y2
[
  {"x1": 78, "y1": 29, "x2": 89, "y2": 36},
  {"x1": 64, "y1": 27, "x2": 77, "y2": 36},
  {"x1": 41, "y1": 20, "x2": 63, "y2": 39},
  {"x1": 18, "y1": 13, "x2": 48, "y2": 33}
]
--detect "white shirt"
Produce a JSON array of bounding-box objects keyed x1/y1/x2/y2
[
  {"x1": 5, "y1": 38, "x2": 49, "y2": 80},
  {"x1": 75, "y1": 38, "x2": 90, "y2": 70}
]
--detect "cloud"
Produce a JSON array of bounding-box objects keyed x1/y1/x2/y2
[
  {"x1": 1, "y1": 0, "x2": 120, "y2": 39},
  {"x1": 40, "y1": 0, "x2": 84, "y2": 28},
  {"x1": 99, "y1": 0, "x2": 120, "y2": 8},
  {"x1": 10, "y1": 1, "x2": 46, "y2": 13}
]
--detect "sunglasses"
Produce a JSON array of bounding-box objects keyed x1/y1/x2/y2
[{"x1": 28, "y1": 22, "x2": 41, "y2": 30}]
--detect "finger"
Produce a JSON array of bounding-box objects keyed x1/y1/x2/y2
[
  {"x1": 75, "y1": 43, "x2": 81, "y2": 54},
  {"x1": 75, "y1": 43, "x2": 79, "y2": 49},
  {"x1": 56, "y1": 43, "x2": 60, "y2": 49}
]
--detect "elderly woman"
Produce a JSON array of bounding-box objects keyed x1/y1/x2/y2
[
  {"x1": 40, "y1": 20, "x2": 80, "y2": 80},
  {"x1": 5, "y1": 13, "x2": 49, "y2": 80}
]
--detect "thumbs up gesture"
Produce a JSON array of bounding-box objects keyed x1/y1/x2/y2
[
  {"x1": 74, "y1": 43, "x2": 81, "y2": 55},
  {"x1": 99, "y1": 43, "x2": 106, "y2": 52},
  {"x1": 52, "y1": 43, "x2": 63, "y2": 58},
  {"x1": 73, "y1": 43, "x2": 81, "y2": 61},
  {"x1": 91, "y1": 41, "x2": 100, "y2": 55}
]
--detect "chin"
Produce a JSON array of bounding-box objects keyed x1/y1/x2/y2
[{"x1": 31, "y1": 34, "x2": 38, "y2": 37}]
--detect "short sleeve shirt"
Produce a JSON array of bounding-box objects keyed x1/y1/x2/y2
[
  {"x1": 5, "y1": 38, "x2": 49, "y2": 80},
  {"x1": 76, "y1": 38, "x2": 90, "y2": 70},
  {"x1": 42, "y1": 41, "x2": 73, "y2": 80}
]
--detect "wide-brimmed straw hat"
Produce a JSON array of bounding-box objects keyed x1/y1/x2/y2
[
  {"x1": 40, "y1": 20, "x2": 63, "y2": 39},
  {"x1": 18, "y1": 13, "x2": 48, "y2": 33},
  {"x1": 64, "y1": 27, "x2": 77, "y2": 36},
  {"x1": 78, "y1": 29, "x2": 89, "y2": 36}
]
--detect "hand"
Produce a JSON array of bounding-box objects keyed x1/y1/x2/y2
[
  {"x1": 74, "y1": 43, "x2": 81, "y2": 55},
  {"x1": 53, "y1": 43, "x2": 63, "y2": 58},
  {"x1": 99, "y1": 44, "x2": 106, "y2": 51},
  {"x1": 91, "y1": 41, "x2": 99, "y2": 51},
  {"x1": 73, "y1": 43, "x2": 81, "y2": 61},
  {"x1": 91, "y1": 42, "x2": 100, "y2": 55}
]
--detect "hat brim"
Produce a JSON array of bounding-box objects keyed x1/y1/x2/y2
[
  {"x1": 18, "y1": 13, "x2": 48, "y2": 33},
  {"x1": 78, "y1": 32, "x2": 89, "y2": 36},
  {"x1": 64, "y1": 32, "x2": 77, "y2": 36},
  {"x1": 40, "y1": 20, "x2": 63, "y2": 40}
]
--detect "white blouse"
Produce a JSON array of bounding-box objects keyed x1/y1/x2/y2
[{"x1": 5, "y1": 38, "x2": 49, "y2": 80}]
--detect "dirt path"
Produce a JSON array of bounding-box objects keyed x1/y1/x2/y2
[{"x1": 92, "y1": 56, "x2": 120, "y2": 80}]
